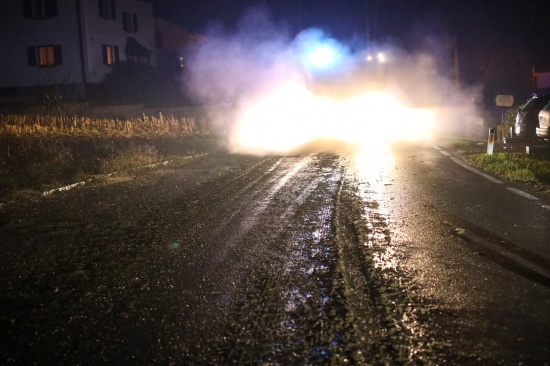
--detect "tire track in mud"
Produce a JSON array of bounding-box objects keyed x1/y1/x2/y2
[
  {"x1": 208, "y1": 155, "x2": 315, "y2": 268},
  {"x1": 216, "y1": 153, "x2": 352, "y2": 365}
]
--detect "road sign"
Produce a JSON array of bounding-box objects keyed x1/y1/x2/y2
[{"x1": 495, "y1": 95, "x2": 514, "y2": 107}]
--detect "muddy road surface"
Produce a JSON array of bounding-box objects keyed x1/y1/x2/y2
[{"x1": 1, "y1": 146, "x2": 549, "y2": 365}]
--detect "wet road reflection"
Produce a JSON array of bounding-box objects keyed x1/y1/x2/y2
[{"x1": 352, "y1": 143, "x2": 398, "y2": 271}]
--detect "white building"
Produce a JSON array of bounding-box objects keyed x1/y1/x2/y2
[{"x1": 0, "y1": 0, "x2": 155, "y2": 98}]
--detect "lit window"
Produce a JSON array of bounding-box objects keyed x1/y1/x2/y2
[
  {"x1": 27, "y1": 45, "x2": 62, "y2": 67},
  {"x1": 102, "y1": 45, "x2": 119, "y2": 65},
  {"x1": 39, "y1": 46, "x2": 55, "y2": 66}
]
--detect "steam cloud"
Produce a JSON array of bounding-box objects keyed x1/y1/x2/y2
[
  {"x1": 184, "y1": 5, "x2": 483, "y2": 155},
  {"x1": 185, "y1": 7, "x2": 299, "y2": 104}
]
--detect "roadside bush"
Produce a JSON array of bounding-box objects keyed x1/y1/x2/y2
[{"x1": 502, "y1": 107, "x2": 518, "y2": 138}]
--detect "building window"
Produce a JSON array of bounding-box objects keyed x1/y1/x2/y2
[
  {"x1": 122, "y1": 11, "x2": 138, "y2": 33},
  {"x1": 99, "y1": 0, "x2": 116, "y2": 20},
  {"x1": 27, "y1": 45, "x2": 62, "y2": 67},
  {"x1": 23, "y1": 0, "x2": 58, "y2": 19},
  {"x1": 102, "y1": 45, "x2": 119, "y2": 66}
]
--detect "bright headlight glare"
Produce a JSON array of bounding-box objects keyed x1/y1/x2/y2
[
  {"x1": 308, "y1": 46, "x2": 335, "y2": 68},
  {"x1": 228, "y1": 81, "x2": 436, "y2": 155}
]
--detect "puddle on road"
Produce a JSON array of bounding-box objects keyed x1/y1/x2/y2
[{"x1": 352, "y1": 144, "x2": 398, "y2": 270}]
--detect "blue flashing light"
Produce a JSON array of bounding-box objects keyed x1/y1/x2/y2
[{"x1": 308, "y1": 46, "x2": 335, "y2": 68}]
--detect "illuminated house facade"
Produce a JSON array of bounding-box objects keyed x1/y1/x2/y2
[{"x1": 0, "y1": 0, "x2": 155, "y2": 97}]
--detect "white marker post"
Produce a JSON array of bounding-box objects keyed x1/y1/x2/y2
[{"x1": 487, "y1": 127, "x2": 496, "y2": 155}]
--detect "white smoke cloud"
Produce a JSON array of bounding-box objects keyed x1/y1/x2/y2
[
  {"x1": 184, "y1": 5, "x2": 485, "y2": 154},
  {"x1": 185, "y1": 6, "x2": 300, "y2": 105}
]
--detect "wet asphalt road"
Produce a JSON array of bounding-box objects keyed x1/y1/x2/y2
[
  {"x1": 356, "y1": 142, "x2": 550, "y2": 365},
  {"x1": 1, "y1": 145, "x2": 550, "y2": 365}
]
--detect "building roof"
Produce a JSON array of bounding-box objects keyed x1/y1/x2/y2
[{"x1": 154, "y1": 17, "x2": 204, "y2": 51}]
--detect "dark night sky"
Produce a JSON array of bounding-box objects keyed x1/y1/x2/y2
[
  {"x1": 154, "y1": 0, "x2": 550, "y2": 65},
  {"x1": 153, "y1": 0, "x2": 550, "y2": 97}
]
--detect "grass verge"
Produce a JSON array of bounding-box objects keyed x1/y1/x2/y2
[
  {"x1": 0, "y1": 113, "x2": 220, "y2": 204},
  {"x1": 467, "y1": 153, "x2": 550, "y2": 184}
]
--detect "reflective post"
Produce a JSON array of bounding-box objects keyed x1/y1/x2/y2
[{"x1": 487, "y1": 127, "x2": 495, "y2": 155}]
